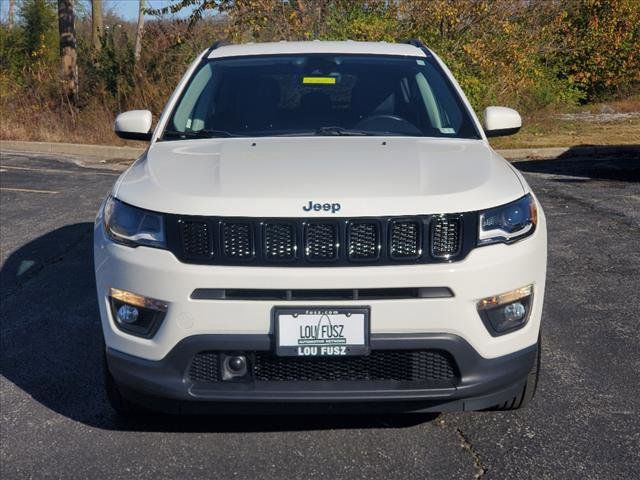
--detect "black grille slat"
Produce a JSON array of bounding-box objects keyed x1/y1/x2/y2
[
  {"x1": 179, "y1": 220, "x2": 212, "y2": 258},
  {"x1": 431, "y1": 216, "x2": 462, "y2": 258},
  {"x1": 173, "y1": 215, "x2": 469, "y2": 266},
  {"x1": 348, "y1": 222, "x2": 379, "y2": 260},
  {"x1": 305, "y1": 223, "x2": 338, "y2": 261},
  {"x1": 390, "y1": 221, "x2": 421, "y2": 259},
  {"x1": 188, "y1": 350, "x2": 458, "y2": 385},
  {"x1": 223, "y1": 222, "x2": 254, "y2": 259},
  {"x1": 264, "y1": 223, "x2": 296, "y2": 260},
  {"x1": 190, "y1": 287, "x2": 454, "y2": 301}
]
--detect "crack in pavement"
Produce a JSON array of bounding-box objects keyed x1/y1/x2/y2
[
  {"x1": 456, "y1": 427, "x2": 487, "y2": 479},
  {"x1": 437, "y1": 418, "x2": 487, "y2": 479}
]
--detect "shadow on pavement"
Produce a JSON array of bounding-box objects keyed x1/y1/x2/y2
[
  {"x1": 0, "y1": 223, "x2": 436, "y2": 432},
  {"x1": 114, "y1": 411, "x2": 438, "y2": 433},
  {"x1": 512, "y1": 144, "x2": 640, "y2": 182}
]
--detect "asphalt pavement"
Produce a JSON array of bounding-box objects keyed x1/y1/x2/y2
[{"x1": 1, "y1": 151, "x2": 639, "y2": 479}]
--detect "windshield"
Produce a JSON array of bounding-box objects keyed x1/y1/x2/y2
[{"x1": 163, "y1": 54, "x2": 481, "y2": 140}]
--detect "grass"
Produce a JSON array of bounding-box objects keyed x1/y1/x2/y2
[
  {"x1": 490, "y1": 97, "x2": 640, "y2": 149},
  {"x1": 1, "y1": 96, "x2": 638, "y2": 151},
  {"x1": 0, "y1": 103, "x2": 145, "y2": 147}
]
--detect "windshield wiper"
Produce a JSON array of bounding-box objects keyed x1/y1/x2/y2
[
  {"x1": 162, "y1": 129, "x2": 237, "y2": 139},
  {"x1": 314, "y1": 126, "x2": 376, "y2": 136}
]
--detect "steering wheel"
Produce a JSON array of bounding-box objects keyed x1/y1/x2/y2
[{"x1": 354, "y1": 114, "x2": 422, "y2": 135}]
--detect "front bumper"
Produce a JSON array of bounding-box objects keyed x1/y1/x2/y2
[
  {"x1": 106, "y1": 333, "x2": 537, "y2": 413},
  {"x1": 96, "y1": 200, "x2": 546, "y2": 412}
]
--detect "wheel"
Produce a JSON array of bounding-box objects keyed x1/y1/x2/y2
[
  {"x1": 491, "y1": 334, "x2": 541, "y2": 411},
  {"x1": 103, "y1": 353, "x2": 147, "y2": 416}
]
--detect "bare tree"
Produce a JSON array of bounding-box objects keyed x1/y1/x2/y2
[
  {"x1": 134, "y1": 0, "x2": 145, "y2": 64},
  {"x1": 91, "y1": 0, "x2": 103, "y2": 51},
  {"x1": 58, "y1": 0, "x2": 78, "y2": 106},
  {"x1": 8, "y1": 0, "x2": 15, "y2": 29}
]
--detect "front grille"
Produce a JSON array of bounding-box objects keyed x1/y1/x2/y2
[
  {"x1": 179, "y1": 220, "x2": 212, "y2": 258},
  {"x1": 431, "y1": 216, "x2": 462, "y2": 258},
  {"x1": 188, "y1": 350, "x2": 458, "y2": 386},
  {"x1": 188, "y1": 351, "x2": 219, "y2": 383},
  {"x1": 348, "y1": 222, "x2": 379, "y2": 260},
  {"x1": 222, "y1": 222, "x2": 254, "y2": 258},
  {"x1": 390, "y1": 221, "x2": 421, "y2": 259},
  {"x1": 168, "y1": 214, "x2": 471, "y2": 266},
  {"x1": 253, "y1": 351, "x2": 457, "y2": 383},
  {"x1": 305, "y1": 223, "x2": 338, "y2": 260},
  {"x1": 264, "y1": 223, "x2": 296, "y2": 260}
]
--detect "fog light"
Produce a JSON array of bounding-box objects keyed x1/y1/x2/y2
[
  {"x1": 487, "y1": 300, "x2": 530, "y2": 333},
  {"x1": 478, "y1": 285, "x2": 533, "y2": 336},
  {"x1": 116, "y1": 304, "x2": 139, "y2": 324},
  {"x1": 109, "y1": 288, "x2": 168, "y2": 338},
  {"x1": 222, "y1": 354, "x2": 248, "y2": 380},
  {"x1": 503, "y1": 302, "x2": 526, "y2": 323}
]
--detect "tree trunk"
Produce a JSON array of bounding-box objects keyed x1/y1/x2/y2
[
  {"x1": 58, "y1": 0, "x2": 78, "y2": 106},
  {"x1": 134, "y1": 0, "x2": 145, "y2": 64},
  {"x1": 91, "y1": 0, "x2": 103, "y2": 51},
  {"x1": 8, "y1": 0, "x2": 15, "y2": 29}
]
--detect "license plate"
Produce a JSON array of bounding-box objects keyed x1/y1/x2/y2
[{"x1": 274, "y1": 307, "x2": 370, "y2": 357}]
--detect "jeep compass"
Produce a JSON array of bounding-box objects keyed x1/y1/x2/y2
[{"x1": 95, "y1": 40, "x2": 546, "y2": 414}]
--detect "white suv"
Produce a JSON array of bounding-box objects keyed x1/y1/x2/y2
[{"x1": 95, "y1": 40, "x2": 546, "y2": 414}]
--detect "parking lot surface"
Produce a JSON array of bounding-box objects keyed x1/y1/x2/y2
[{"x1": 1, "y1": 151, "x2": 639, "y2": 479}]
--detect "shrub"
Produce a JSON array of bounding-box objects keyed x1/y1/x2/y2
[
  {"x1": 551, "y1": 0, "x2": 640, "y2": 100},
  {"x1": 1, "y1": 0, "x2": 638, "y2": 144}
]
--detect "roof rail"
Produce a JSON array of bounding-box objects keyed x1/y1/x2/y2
[
  {"x1": 405, "y1": 38, "x2": 430, "y2": 54},
  {"x1": 204, "y1": 40, "x2": 227, "y2": 58}
]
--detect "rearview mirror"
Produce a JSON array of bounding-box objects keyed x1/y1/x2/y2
[
  {"x1": 483, "y1": 106, "x2": 521, "y2": 137},
  {"x1": 114, "y1": 110, "x2": 153, "y2": 141}
]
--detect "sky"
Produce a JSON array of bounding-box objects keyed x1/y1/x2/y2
[
  {"x1": 0, "y1": 0, "x2": 199, "y2": 23},
  {"x1": 98, "y1": 0, "x2": 198, "y2": 20}
]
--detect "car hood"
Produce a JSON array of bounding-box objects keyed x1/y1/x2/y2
[{"x1": 115, "y1": 137, "x2": 524, "y2": 217}]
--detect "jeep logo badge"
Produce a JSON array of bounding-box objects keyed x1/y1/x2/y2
[{"x1": 303, "y1": 201, "x2": 341, "y2": 214}]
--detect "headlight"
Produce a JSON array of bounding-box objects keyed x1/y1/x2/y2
[
  {"x1": 104, "y1": 196, "x2": 166, "y2": 248},
  {"x1": 478, "y1": 194, "x2": 537, "y2": 246}
]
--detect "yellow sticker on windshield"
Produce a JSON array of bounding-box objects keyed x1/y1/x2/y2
[{"x1": 302, "y1": 76, "x2": 336, "y2": 85}]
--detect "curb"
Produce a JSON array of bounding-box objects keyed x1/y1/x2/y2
[{"x1": 2, "y1": 140, "x2": 638, "y2": 169}]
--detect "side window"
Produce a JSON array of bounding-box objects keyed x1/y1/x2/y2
[{"x1": 171, "y1": 63, "x2": 214, "y2": 132}]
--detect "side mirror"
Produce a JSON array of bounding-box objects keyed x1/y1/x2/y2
[
  {"x1": 114, "y1": 110, "x2": 153, "y2": 141},
  {"x1": 483, "y1": 106, "x2": 522, "y2": 137}
]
